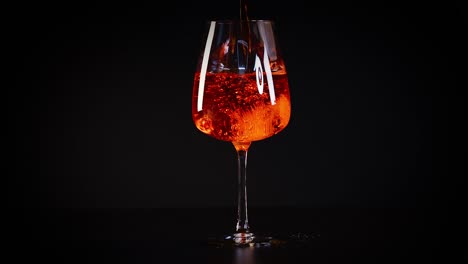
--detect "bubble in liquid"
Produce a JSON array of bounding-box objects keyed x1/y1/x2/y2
[{"x1": 196, "y1": 117, "x2": 213, "y2": 134}]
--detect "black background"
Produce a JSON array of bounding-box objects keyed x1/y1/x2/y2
[{"x1": 9, "y1": 0, "x2": 465, "y2": 211}]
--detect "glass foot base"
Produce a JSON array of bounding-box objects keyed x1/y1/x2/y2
[
  {"x1": 208, "y1": 232, "x2": 317, "y2": 248},
  {"x1": 232, "y1": 232, "x2": 255, "y2": 245}
]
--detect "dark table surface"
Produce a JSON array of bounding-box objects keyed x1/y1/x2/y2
[{"x1": 6, "y1": 207, "x2": 465, "y2": 263}]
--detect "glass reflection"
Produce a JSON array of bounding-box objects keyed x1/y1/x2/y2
[{"x1": 233, "y1": 246, "x2": 256, "y2": 264}]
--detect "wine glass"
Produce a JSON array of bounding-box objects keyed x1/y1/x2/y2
[{"x1": 192, "y1": 20, "x2": 291, "y2": 246}]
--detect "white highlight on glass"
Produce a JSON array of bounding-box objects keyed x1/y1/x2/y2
[
  {"x1": 197, "y1": 21, "x2": 216, "y2": 112},
  {"x1": 254, "y1": 45, "x2": 276, "y2": 105},
  {"x1": 263, "y1": 46, "x2": 276, "y2": 105},
  {"x1": 257, "y1": 21, "x2": 277, "y2": 61}
]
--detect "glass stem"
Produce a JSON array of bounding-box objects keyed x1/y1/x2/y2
[{"x1": 234, "y1": 142, "x2": 251, "y2": 234}]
